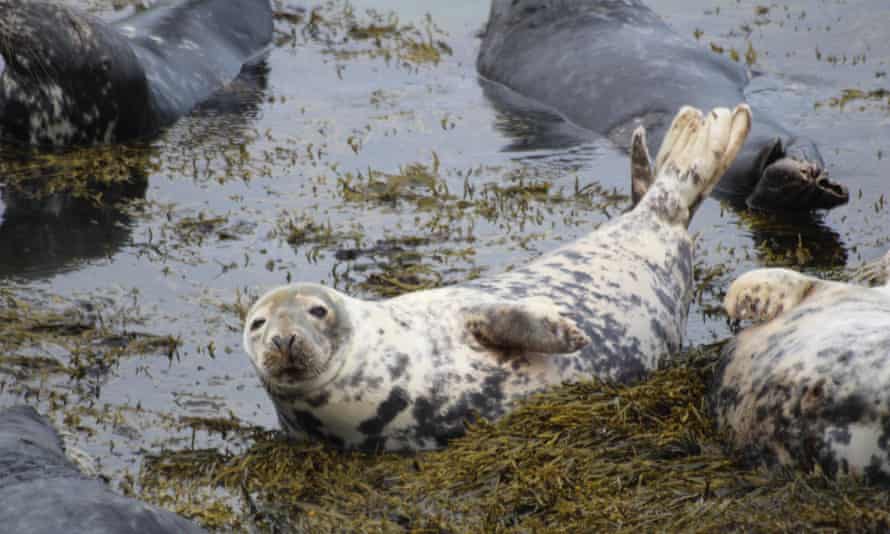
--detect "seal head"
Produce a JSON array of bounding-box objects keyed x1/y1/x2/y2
[
  {"x1": 243, "y1": 284, "x2": 352, "y2": 392},
  {"x1": 743, "y1": 137, "x2": 848, "y2": 211},
  {"x1": 0, "y1": 0, "x2": 155, "y2": 146}
]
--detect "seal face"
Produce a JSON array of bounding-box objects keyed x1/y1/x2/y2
[
  {"x1": 0, "y1": 405, "x2": 206, "y2": 533},
  {"x1": 243, "y1": 104, "x2": 753, "y2": 451},
  {"x1": 476, "y1": 0, "x2": 848, "y2": 211},
  {"x1": 714, "y1": 266, "x2": 890, "y2": 482},
  {"x1": 245, "y1": 285, "x2": 352, "y2": 389},
  {"x1": 0, "y1": 0, "x2": 272, "y2": 147}
]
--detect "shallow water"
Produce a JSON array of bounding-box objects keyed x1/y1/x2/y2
[{"x1": 1, "y1": 0, "x2": 889, "y2": 502}]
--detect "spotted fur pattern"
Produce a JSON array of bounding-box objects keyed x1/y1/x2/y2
[
  {"x1": 0, "y1": 0, "x2": 271, "y2": 147},
  {"x1": 245, "y1": 105, "x2": 752, "y2": 451},
  {"x1": 714, "y1": 267, "x2": 890, "y2": 482}
]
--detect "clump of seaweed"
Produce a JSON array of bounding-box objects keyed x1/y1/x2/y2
[
  {"x1": 138, "y1": 345, "x2": 890, "y2": 532},
  {"x1": 275, "y1": 0, "x2": 452, "y2": 69},
  {"x1": 0, "y1": 290, "x2": 181, "y2": 386},
  {"x1": 815, "y1": 88, "x2": 890, "y2": 111},
  {"x1": 0, "y1": 143, "x2": 155, "y2": 206}
]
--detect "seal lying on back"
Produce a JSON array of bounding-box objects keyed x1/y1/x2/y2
[
  {"x1": 0, "y1": 0, "x2": 272, "y2": 146},
  {"x1": 243, "y1": 104, "x2": 752, "y2": 451},
  {"x1": 715, "y1": 262, "x2": 890, "y2": 482},
  {"x1": 477, "y1": 0, "x2": 848, "y2": 212},
  {"x1": 0, "y1": 405, "x2": 205, "y2": 533}
]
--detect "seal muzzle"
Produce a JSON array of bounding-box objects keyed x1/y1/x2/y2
[{"x1": 264, "y1": 326, "x2": 332, "y2": 383}]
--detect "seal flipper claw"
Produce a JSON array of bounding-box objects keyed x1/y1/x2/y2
[
  {"x1": 723, "y1": 268, "x2": 820, "y2": 322},
  {"x1": 630, "y1": 126, "x2": 655, "y2": 206},
  {"x1": 463, "y1": 301, "x2": 590, "y2": 354}
]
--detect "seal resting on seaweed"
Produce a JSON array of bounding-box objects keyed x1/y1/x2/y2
[
  {"x1": 242, "y1": 104, "x2": 752, "y2": 451},
  {"x1": 477, "y1": 0, "x2": 848, "y2": 212},
  {"x1": 0, "y1": 405, "x2": 206, "y2": 533},
  {"x1": 0, "y1": 0, "x2": 272, "y2": 147},
  {"x1": 714, "y1": 259, "x2": 890, "y2": 482}
]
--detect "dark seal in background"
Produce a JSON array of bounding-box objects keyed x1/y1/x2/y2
[
  {"x1": 477, "y1": 0, "x2": 848, "y2": 212},
  {"x1": 0, "y1": 0, "x2": 272, "y2": 147}
]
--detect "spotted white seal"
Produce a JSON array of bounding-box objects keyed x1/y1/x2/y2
[
  {"x1": 714, "y1": 262, "x2": 890, "y2": 482},
  {"x1": 244, "y1": 104, "x2": 752, "y2": 451}
]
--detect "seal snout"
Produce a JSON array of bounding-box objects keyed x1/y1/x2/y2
[
  {"x1": 271, "y1": 333, "x2": 297, "y2": 355},
  {"x1": 264, "y1": 326, "x2": 330, "y2": 382},
  {"x1": 748, "y1": 157, "x2": 849, "y2": 211}
]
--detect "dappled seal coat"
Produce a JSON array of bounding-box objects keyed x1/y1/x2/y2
[
  {"x1": 0, "y1": 405, "x2": 205, "y2": 533},
  {"x1": 244, "y1": 104, "x2": 752, "y2": 451},
  {"x1": 0, "y1": 0, "x2": 272, "y2": 146},
  {"x1": 715, "y1": 263, "x2": 890, "y2": 482},
  {"x1": 477, "y1": 0, "x2": 848, "y2": 212}
]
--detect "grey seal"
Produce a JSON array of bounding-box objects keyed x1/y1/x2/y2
[
  {"x1": 243, "y1": 104, "x2": 753, "y2": 451},
  {"x1": 0, "y1": 405, "x2": 206, "y2": 533},
  {"x1": 0, "y1": 0, "x2": 272, "y2": 146},
  {"x1": 477, "y1": 0, "x2": 848, "y2": 212}
]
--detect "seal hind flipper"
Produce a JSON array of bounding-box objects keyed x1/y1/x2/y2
[
  {"x1": 638, "y1": 104, "x2": 752, "y2": 226},
  {"x1": 723, "y1": 268, "x2": 825, "y2": 322},
  {"x1": 463, "y1": 300, "x2": 590, "y2": 354},
  {"x1": 630, "y1": 126, "x2": 654, "y2": 207}
]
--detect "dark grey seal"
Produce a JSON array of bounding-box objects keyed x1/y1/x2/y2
[
  {"x1": 0, "y1": 0, "x2": 272, "y2": 147},
  {"x1": 477, "y1": 0, "x2": 848, "y2": 212},
  {"x1": 0, "y1": 405, "x2": 206, "y2": 533}
]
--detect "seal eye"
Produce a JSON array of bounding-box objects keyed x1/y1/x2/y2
[
  {"x1": 250, "y1": 318, "x2": 266, "y2": 331},
  {"x1": 309, "y1": 306, "x2": 327, "y2": 319}
]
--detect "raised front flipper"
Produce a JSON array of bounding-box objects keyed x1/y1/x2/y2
[
  {"x1": 463, "y1": 300, "x2": 590, "y2": 354},
  {"x1": 723, "y1": 268, "x2": 821, "y2": 322}
]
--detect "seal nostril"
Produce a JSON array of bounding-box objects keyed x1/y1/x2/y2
[{"x1": 271, "y1": 334, "x2": 298, "y2": 356}]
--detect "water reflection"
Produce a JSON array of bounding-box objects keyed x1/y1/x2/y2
[
  {"x1": 0, "y1": 60, "x2": 270, "y2": 282},
  {"x1": 739, "y1": 209, "x2": 847, "y2": 269},
  {"x1": 480, "y1": 79, "x2": 596, "y2": 153},
  {"x1": 0, "y1": 167, "x2": 149, "y2": 281},
  {"x1": 481, "y1": 70, "x2": 848, "y2": 268}
]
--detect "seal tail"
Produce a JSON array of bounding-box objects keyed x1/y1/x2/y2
[{"x1": 633, "y1": 104, "x2": 752, "y2": 226}]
